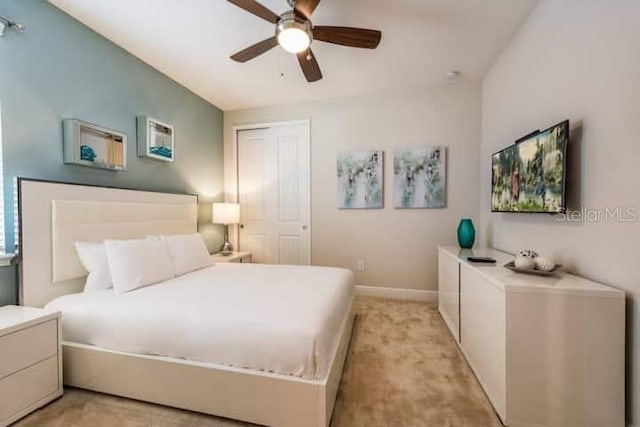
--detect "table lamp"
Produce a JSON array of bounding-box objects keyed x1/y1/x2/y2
[{"x1": 212, "y1": 202, "x2": 240, "y2": 255}]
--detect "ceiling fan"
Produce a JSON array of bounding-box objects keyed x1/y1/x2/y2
[{"x1": 227, "y1": 0, "x2": 382, "y2": 82}]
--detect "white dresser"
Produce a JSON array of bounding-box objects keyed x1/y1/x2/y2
[
  {"x1": 0, "y1": 306, "x2": 63, "y2": 427},
  {"x1": 438, "y1": 246, "x2": 625, "y2": 427}
]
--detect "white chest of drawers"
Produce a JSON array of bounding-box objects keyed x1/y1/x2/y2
[
  {"x1": 0, "y1": 306, "x2": 63, "y2": 427},
  {"x1": 438, "y1": 246, "x2": 625, "y2": 427}
]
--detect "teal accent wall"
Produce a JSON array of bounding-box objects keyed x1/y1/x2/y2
[
  {"x1": 0, "y1": 0, "x2": 225, "y2": 303},
  {"x1": 0, "y1": 265, "x2": 16, "y2": 306}
]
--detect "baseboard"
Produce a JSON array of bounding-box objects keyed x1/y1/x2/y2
[{"x1": 355, "y1": 285, "x2": 438, "y2": 303}]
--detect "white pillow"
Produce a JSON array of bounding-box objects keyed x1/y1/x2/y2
[
  {"x1": 161, "y1": 233, "x2": 214, "y2": 276},
  {"x1": 75, "y1": 242, "x2": 113, "y2": 292},
  {"x1": 105, "y1": 239, "x2": 175, "y2": 294}
]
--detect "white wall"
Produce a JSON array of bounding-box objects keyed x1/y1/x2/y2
[
  {"x1": 224, "y1": 83, "x2": 481, "y2": 293},
  {"x1": 480, "y1": 0, "x2": 640, "y2": 423}
]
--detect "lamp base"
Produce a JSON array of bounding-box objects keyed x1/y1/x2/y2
[{"x1": 220, "y1": 241, "x2": 234, "y2": 255}]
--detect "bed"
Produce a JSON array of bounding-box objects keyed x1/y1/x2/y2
[{"x1": 18, "y1": 178, "x2": 356, "y2": 427}]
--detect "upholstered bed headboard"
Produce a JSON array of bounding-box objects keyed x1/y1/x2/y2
[{"x1": 18, "y1": 179, "x2": 198, "y2": 307}]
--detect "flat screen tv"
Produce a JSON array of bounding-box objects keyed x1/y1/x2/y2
[{"x1": 491, "y1": 120, "x2": 568, "y2": 213}]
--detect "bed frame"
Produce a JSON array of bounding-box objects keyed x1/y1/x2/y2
[{"x1": 18, "y1": 178, "x2": 355, "y2": 427}]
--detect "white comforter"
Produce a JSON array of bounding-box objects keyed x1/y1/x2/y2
[{"x1": 45, "y1": 263, "x2": 354, "y2": 379}]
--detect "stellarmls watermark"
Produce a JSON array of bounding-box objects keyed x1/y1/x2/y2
[{"x1": 557, "y1": 207, "x2": 638, "y2": 222}]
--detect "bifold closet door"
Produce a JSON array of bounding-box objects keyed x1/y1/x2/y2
[{"x1": 237, "y1": 123, "x2": 310, "y2": 265}]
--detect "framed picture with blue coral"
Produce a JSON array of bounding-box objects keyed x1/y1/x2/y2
[
  {"x1": 62, "y1": 119, "x2": 127, "y2": 171},
  {"x1": 337, "y1": 150, "x2": 384, "y2": 209},
  {"x1": 137, "y1": 116, "x2": 175, "y2": 162}
]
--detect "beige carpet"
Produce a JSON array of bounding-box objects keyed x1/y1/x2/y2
[{"x1": 15, "y1": 297, "x2": 501, "y2": 427}]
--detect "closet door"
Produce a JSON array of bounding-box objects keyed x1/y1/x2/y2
[{"x1": 237, "y1": 123, "x2": 310, "y2": 265}]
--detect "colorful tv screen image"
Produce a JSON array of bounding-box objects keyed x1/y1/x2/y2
[{"x1": 491, "y1": 121, "x2": 568, "y2": 213}]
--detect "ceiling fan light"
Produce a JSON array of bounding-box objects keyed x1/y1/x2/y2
[
  {"x1": 275, "y1": 11, "x2": 312, "y2": 54},
  {"x1": 278, "y1": 28, "x2": 310, "y2": 53}
]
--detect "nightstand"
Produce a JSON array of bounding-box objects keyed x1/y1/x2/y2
[
  {"x1": 0, "y1": 306, "x2": 63, "y2": 426},
  {"x1": 211, "y1": 251, "x2": 252, "y2": 263}
]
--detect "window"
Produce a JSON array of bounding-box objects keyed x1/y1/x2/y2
[{"x1": 0, "y1": 105, "x2": 5, "y2": 252}]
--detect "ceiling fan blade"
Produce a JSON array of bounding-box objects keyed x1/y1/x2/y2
[
  {"x1": 231, "y1": 37, "x2": 279, "y2": 63},
  {"x1": 297, "y1": 49, "x2": 322, "y2": 82},
  {"x1": 227, "y1": 0, "x2": 279, "y2": 24},
  {"x1": 294, "y1": 0, "x2": 322, "y2": 19},
  {"x1": 313, "y1": 26, "x2": 382, "y2": 49}
]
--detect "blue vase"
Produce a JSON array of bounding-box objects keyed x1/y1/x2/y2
[{"x1": 457, "y1": 219, "x2": 475, "y2": 249}]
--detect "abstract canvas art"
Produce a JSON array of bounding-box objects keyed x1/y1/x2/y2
[
  {"x1": 394, "y1": 147, "x2": 446, "y2": 208},
  {"x1": 337, "y1": 150, "x2": 384, "y2": 209}
]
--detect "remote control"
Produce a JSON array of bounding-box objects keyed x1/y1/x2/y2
[{"x1": 467, "y1": 256, "x2": 497, "y2": 263}]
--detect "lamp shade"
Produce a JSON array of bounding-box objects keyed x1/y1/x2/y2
[{"x1": 212, "y1": 202, "x2": 240, "y2": 225}]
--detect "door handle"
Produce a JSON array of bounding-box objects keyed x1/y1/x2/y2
[
  {"x1": 302, "y1": 225, "x2": 308, "y2": 231},
  {"x1": 240, "y1": 224, "x2": 245, "y2": 229}
]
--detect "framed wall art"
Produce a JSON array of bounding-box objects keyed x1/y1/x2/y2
[
  {"x1": 337, "y1": 150, "x2": 384, "y2": 209},
  {"x1": 62, "y1": 119, "x2": 126, "y2": 171},
  {"x1": 137, "y1": 116, "x2": 175, "y2": 162},
  {"x1": 394, "y1": 146, "x2": 446, "y2": 208}
]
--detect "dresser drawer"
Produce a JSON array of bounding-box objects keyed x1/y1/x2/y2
[
  {"x1": 0, "y1": 320, "x2": 58, "y2": 379},
  {"x1": 0, "y1": 356, "x2": 59, "y2": 421}
]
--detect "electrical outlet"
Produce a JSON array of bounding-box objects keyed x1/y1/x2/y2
[{"x1": 357, "y1": 260, "x2": 365, "y2": 272}]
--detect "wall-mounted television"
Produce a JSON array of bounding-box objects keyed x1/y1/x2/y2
[{"x1": 491, "y1": 120, "x2": 568, "y2": 213}]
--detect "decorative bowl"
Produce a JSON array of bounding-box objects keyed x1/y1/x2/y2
[{"x1": 504, "y1": 261, "x2": 561, "y2": 277}]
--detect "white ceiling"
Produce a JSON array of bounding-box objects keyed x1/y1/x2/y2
[{"x1": 48, "y1": 0, "x2": 537, "y2": 111}]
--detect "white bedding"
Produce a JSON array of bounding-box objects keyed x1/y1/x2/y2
[{"x1": 45, "y1": 263, "x2": 354, "y2": 379}]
